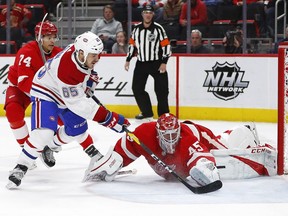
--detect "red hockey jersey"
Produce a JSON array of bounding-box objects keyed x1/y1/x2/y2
[
  {"x1": 8, "y1": 41, "x2": 62, "y2": 94},
  {"x1": 114, "y1": 121, "x2": 217, "y2": 180}
]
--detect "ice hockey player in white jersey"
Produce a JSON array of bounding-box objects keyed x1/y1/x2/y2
[
  {"x1": 83, "y1": 113, "x2": 277, "y2": 186},
  {"x1": 6, "y1": 31, "x2": 130, "y2": 189}
]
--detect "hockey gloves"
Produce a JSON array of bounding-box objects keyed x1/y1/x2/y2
[
  {"x1": 85, "y1": 70, "x2": 100, "y2": 98},
  {"x1": 100, "y1": 111, "x2": 130, "y2": 133}
]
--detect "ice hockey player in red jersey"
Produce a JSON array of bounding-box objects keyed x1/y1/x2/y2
[
  {"x1": 84, "y1": 113, "x2": 221, "y2": 187},
  {"x1": 83, "y1": 113, "x2": 277, "y2": 186},
  {"x1": 6, "y1": 31, "x2": 130, "y2": 189},
  {"x1": 4, "y1": 21, "x2": 62, "y2": 148}
]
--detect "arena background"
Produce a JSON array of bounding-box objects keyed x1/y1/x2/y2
[{"x1": 0, "y1": 53, "x2": 278, "y2": 122}]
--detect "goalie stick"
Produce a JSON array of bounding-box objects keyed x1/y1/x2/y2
[
  {"x1": 90, "y1": 95, "x2": 222, "y2": 194},
  {"x1": 124, "y1": 128, "x2": 222, "y2": 194}
]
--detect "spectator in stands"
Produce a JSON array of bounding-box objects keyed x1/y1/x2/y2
[
  {"x1": 190, "y1": 29, "x2": 211, "y2": 53},
  {"x1": 0, "y1": 0, "x2": 33, "y2": 49},
  {"x1": 158, "y1": 0, "x2": 183, "y2": 40},
  {"x1": 179, "y1": 0, "x2": 208, "y2": 40},
  {"x1": 233, "y1": 0, "x2": 266, "y2": 36},
  {"x1": 91, "y1": 4, "x2": 123, "y2": 53},
  {"x1": 179, "y1": 0, "x2": 208, "y2": 27},
  {"x1": 264, "y1": 0, "x2": 276, "y2": 36},
  {"x1": 202, "y1": 0, "x2": 224, "y2": 6},
  {"x1": 161, "y1": 0, "x2": 183, "y2": 23},
  {"x1": 232, "y1": 0, "x2": 263, "y2": 6},
  {"x1": 25, "y1": 0, "x2": 61, "y2": 21},
  {"x1": 222, "y1": 27, "x2": 243, "y2": 53},
  {"x1": 111, "y1": 31, "x2": 128, "y2": 54},
  {"x1": 273, "y1": 25, "x2": 288, "y2": 54}
]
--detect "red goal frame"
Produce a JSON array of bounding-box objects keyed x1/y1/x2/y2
[{"x1": 278, "y1": 42, "x2": 288, "y2": 175}]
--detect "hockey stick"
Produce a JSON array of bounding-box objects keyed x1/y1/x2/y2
[
  {"x1": 90, "y1": 95, "x2": 222, "y2": 194},
  {"x1": 124, "y1": 128, "x2": 222, "y2": 194},
  {"x1": 37, "y1": 13, "x2": 49, "y2": 64}
]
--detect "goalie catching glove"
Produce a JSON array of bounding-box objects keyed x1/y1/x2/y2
[
  {"x1": 83, "y1": 146, "x2": 123, "y2": 182},
  {"x1": 100, "y1": 111, "x2": 130, "y2": 133},
  {"x1": 85, "y1": 70, "x2": 100, "y2": 98}
]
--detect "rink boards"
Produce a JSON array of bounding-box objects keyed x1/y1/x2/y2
[{"x1": 0, "y1": 54, "x2": 278, "y2": 122}]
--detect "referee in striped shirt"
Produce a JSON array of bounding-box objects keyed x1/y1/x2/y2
[{"x1": 124, "y1": 5, "x2": 171, "y2": 120}]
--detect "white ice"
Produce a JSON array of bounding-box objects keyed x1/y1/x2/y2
[{"x1": 1, "y1": 117, "x2": 288, "y2": 216}]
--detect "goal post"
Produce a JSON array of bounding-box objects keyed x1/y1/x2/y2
[{"x1": 278, "y1": 42, "x2": 288, "y2": 175}]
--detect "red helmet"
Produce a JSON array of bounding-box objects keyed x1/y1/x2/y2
[
  {"x1": 156, "y1": 113, "x2": 180, "y2": 154},
  {"x1": 35, "y1": 21, "x2": 58, "y2": 36}
]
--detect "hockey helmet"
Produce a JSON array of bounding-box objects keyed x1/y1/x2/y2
[
  {"x1": 35, "y1": 21, "x2": 58, "y2": 37},
  {"x1": 74, "y1": 31, "x2": 103, "y2": 64},
  {"x1": 156, "y1": 113, "x2": 181, "y2": 154}
]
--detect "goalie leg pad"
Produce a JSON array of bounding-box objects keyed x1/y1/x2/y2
[
  {"x1": 219, "y1": 125, "x2": 258, "y2": 149},
  {"x1": 83, "y1": 146, "x2": 123, "y2": 182},
  {"x1": 211, "y1": 145, "x2": 277, "y2": 179},
  {"x1": 189, "y1": 158, "x2": 220, "y2": 186}
]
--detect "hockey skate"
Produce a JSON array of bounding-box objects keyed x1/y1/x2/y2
[
  {"x1": 40, "y1": 145, "x2": 61, "y2": 168},
  {"x1": 135, "y1": 113, "x2": 153, "y2": 122},
  {"x1": 245, "y1": 122, "x2": 260, "y2": 146},
  {"x1": 29, "y1": 161, "x2": 37, "y2": 170},
  {"x1": 6, "y1": 164, "x2": 28, "y2": 189},
  {"x1": 85, "y1": 145, "x2": 102, "y2": 158}
]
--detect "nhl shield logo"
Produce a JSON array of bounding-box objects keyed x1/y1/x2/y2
[
  {"x1": 148, "y1": 33, "x2": 155, "y2": 42},
  {"x1": 203, "y1": 62, "x2": 249, "y2": 101}
]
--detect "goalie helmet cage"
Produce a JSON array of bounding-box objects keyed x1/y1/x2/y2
[{"x1": 278, "y1": 42, "x2": 288, "y2": 175}]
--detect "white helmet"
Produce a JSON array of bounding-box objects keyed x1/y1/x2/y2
[{"x1": 74, "y1": 31, "x2": 103, "y2": 64}]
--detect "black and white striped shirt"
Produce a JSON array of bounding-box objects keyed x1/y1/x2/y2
[{"x1": 126, "y1": 22, "x2": 171, "y2": 63}]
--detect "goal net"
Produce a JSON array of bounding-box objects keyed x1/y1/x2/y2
[{"x1": 278, "y1": 42, "x2": 288, "y2": 175}]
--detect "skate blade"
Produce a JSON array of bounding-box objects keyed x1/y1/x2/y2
[
  {"x1": 39, "y1": 154, "x2": 54, "y2": 168},
  {"x1": 6, "y1": 181, "x2": 18, "y2": 190}
]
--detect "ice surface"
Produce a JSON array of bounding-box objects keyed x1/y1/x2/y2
[{"x1": 0, "y1": 117, "x2": 288, "y2": 216}]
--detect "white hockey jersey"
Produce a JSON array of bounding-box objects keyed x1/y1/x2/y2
[{"x1": 30, "y1": 44, "x2": 100, "y2": 120}]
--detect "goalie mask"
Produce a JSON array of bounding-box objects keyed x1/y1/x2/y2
[
  {"x1": 156, "y1": 113, "x2": 181, "y2": 154},
  {"x1": 74, "y1": 31, "x2": 104, "y2": 65}
]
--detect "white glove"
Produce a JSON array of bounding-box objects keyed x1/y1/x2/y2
[
  {"x1": 189, "y1": 158, "x2": 220, "y2": 186},
  {"x1": 83, "y1": 146, "x2": 123, "y2": 182}
]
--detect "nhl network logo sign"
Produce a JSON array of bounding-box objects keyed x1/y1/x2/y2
[{"x1": 203, "y1": 62, "x2": 249, "y2": 101}]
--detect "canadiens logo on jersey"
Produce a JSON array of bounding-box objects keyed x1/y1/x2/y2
[
  {"x1": 203, "y1": 62, "x2": 249, "y2": 101},
  {"x1": 148, "y1": 33, "x2": 155, "y2": 42}
]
